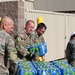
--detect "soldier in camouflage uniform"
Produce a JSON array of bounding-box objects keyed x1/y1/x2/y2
[
  {"x1": 31, "y1": 23, "x2": 47, "y2": 61},
  {"x1": 0, "y1": 16, "x2": 18, "y2": 75},
  {"x1": 15, "y1": 20, "x2": 37, "y2": 61},
  {"x1": 65, "y1": 32, "x2": 75, "y2": 67}
]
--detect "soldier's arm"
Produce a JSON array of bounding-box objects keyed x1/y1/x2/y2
[
  {"x1": 41, "y1": 35, "x2": 45, "y2": 60},
  {"x1": 41, "y1": 35, "x2": 45, "y2": 42},
  {"x1": 66, "y1": 40, "x2": 75, "y2": 63},
  {"x1": 65, "y1": 42, "x2": 70, "y2": 57},
  {"x1": 6, "y1": 37, "x2": 18, "y2": 64},
  {"x1": 15, "y1": 34, "x2": 30, "y2": 57},
  {"x1": 71, "y1": 40, "x2": 75, "y2": 60},
  {"x1": 6, "y1": 37, "x2": 19, "y2": 74}
]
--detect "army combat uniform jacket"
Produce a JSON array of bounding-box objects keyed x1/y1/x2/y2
[
  {"x1": 65, "y1": 40, "x2": 75, "y2": 67},
  {"x1": 31, "y1": 30, "x2": 45, "y2": 61},
  {"x1": 0, "y1": 29, "x2": 18, "y2": 75},
  {"x1": 15, "y1": 29, "x2": 33, "y2": 60},
  {"x1": 31, "y1": 30, "x2": 45, "y2": 44}
]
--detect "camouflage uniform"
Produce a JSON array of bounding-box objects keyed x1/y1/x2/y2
[
  {"x1": 65, "y1": 40, "x2": 75, "y2": 67},
  {"x1": 31, "y1": 30, "x2": 45, "y2": 44},
  {"x1": 15, "y1": 29, "x2": 33, "y2": 60},
  {"x1": 0, "y1": 29, "x2": 18, "y2": 75},
  {"x1": 31, "y1": 30, "x2": 45, "y2": 61}
]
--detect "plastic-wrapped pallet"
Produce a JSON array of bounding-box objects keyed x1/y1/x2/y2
[
  {"x1": 32, "y1": 61, "x2": 61, "y2": 75},
  {"x1": 52, "y1": 60, "x2": 75, "y2": 75},
  {"x1": 28, "y1": 42, "x2": 47, "y2": 56},
  {"x1": 17, "y1": 60, "x2": 37, "y2": 75}
]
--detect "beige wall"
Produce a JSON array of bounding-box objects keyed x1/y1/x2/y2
[
  {"x1": 1, "y1": 0, "x2": 75, "y2": 12},
  {"x1": 34, "y1": 0, "x2": 75, "y2": 12},
  {"x1": 25, "y1": 9, "x2": 75, "y2": 61},
  {"x1": 0, "y1": 0, "x2": 19, "y2": 2},
  {"x1": 66, "y1": 14, "x2": 75, "y2": 45}
]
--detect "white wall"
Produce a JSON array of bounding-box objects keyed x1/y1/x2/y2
[{"x1": 25, "y1": 9, "x2": 75, "y2": 61}]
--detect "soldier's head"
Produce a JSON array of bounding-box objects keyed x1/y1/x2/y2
[
  {"x1": 36, "y1": 23, "x2": 47, "y2": 36},
  {"x1": 70, "y1": 32, "x2": 75, "y2": 40},
  {"x1": 1, "y1": 16, "x2": 14, "y2": 34},
  {"x1": 25, "y1": 20, "x2": 35, "y2": 34}
]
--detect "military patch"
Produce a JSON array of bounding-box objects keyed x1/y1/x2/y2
[{"x1": 18, "y1": 37, "x2": 21, "y2": 41}]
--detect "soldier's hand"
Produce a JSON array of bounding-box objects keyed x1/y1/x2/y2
[
  {"x1": 20, "y1": 50, "x2": 25, "y2": 56},
  {"x1": 30, "y1": 53, "x2": 36, "y2": 59},
  {"x1": 34, "y1": 55, "x2": 39, "y2": 60},
  {"x1": 22, "y1": 57, "x2": 26, "y2": 60}
]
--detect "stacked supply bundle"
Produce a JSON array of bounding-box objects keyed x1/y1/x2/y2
[
  {"x1": 28, "y1": 42, "x2": 47, "y2": 56},
  {"x1": 52, "y1": 60, "x2": 75, "y2": 75},
  {"x1": 17, "y1": 60, "x2": 37, "y2": 75},
  {"x1": 32, "y1": 61, "x2": 61, "y2": 75}
]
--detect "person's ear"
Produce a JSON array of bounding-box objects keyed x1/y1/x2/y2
[{"x1": 3, "y1": 23, "x2": 7, "y2": 29}]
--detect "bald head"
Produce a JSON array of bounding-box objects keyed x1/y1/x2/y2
[
  {"x1": 2, "y1": 16, "x2": 14, "y2": 26},
  {"x1": 1, "y1": 16, "x2": 14, "y2": 34}
]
